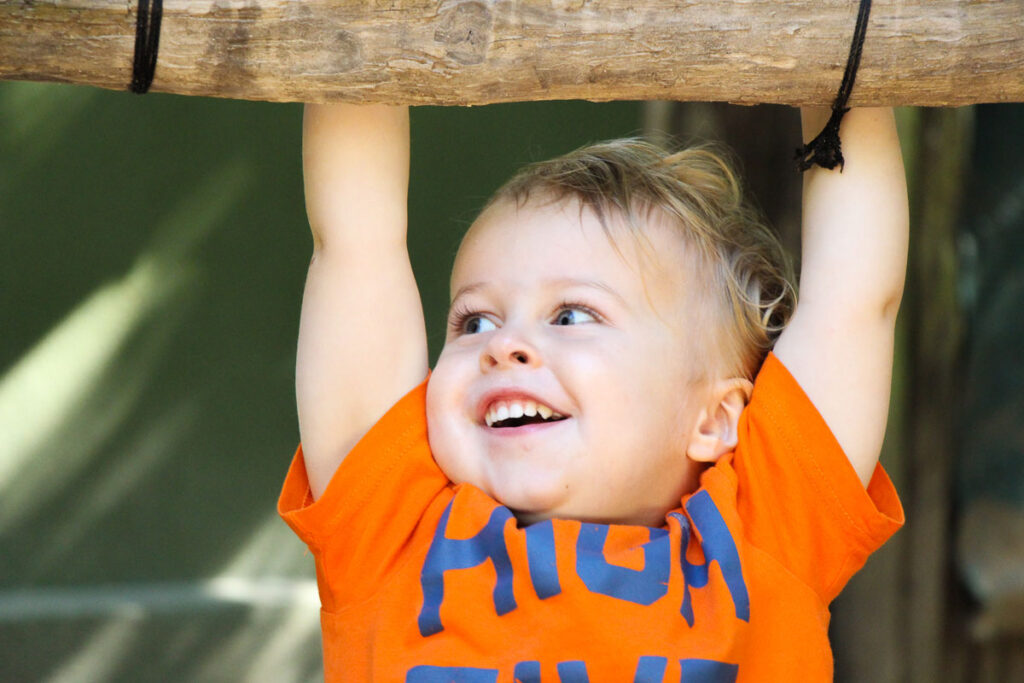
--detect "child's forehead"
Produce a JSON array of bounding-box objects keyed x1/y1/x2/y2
[
  {"x1": 454, "y1": 195, "x2": 686, "y2": 276},
  {"x1": 449, "y1": 195, "x2": 697, "y2": 308}
]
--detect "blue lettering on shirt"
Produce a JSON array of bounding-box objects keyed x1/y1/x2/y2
[
  {"x1": 513, "y1": 661, "x2": 541, "y2": 683},
  {"x1": 528, "y1": 657, "x2": 670, "y2": 683},
  {"x1": 406, "y1": 665, "x2": 498, "y2": 682},
  {"x1": 670, "y1": 491, "x2": 750, "y2": 626},
  {"x1": 576, "y1": 525, "x2": 670, "y2": 605},
  {"x1": 635, "y1": 656, "x2": 669, "y2": 681},
  {"x1": 525, "y1": 520, "x2": 562, "y2": 600},
  {"x1": 418, "y1": 501, "x2": 516, "y2": 637},
  {"x1": 408, "y1": 658, "x2": 733, "y2": 682},
  {"x1": 418, "y1": 490, "x2": 749, "y2": 636},
  {"x1": 679, "y1": 658, "x2": 739, "y2": 682},
  {"x1": 556, "y1": 661, "x2": 589, "y2": 683}
]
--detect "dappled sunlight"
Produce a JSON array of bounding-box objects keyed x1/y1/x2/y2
[
  {"x1": 42, "y1": 615, "x2": 142, "y2": 683},
  {"x1": 216, "y1": 510, "x2": 315, "y2": 578},
  {"x1": 0, "y1": 157, "x2": 255, "y2": 535},
  {"x1": 0, "y1": 254, "x2": 189, "y2": 530},
  {"x1": 190, "y1": 604, "x2": 322, "y2": 683},
  {"x1": 0, "y1": 83, "x2": 320, "y2": 680},
  {"x1": 35, "y1": 402, "x2": 200, "y2": 570},
  {"x1": 0, "y1": 140, "x2": 327, "y2": 677},
  {"x1": 0, "y1": 578, "x2": 318, "y2": 622},
  {"x1": 0, "y1": 578, "x2": 322, "y2": 680}
]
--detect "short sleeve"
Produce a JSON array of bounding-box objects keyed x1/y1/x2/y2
[
  {"x1": 277, "y1": 378, "x2": 452, "y2": 611},
  {"x1": 730, "y1": 353, "x2": 904, "y2": 602}
]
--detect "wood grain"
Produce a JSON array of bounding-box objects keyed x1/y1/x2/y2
[{"x1": 1, "y1": 0, "x2": 1021, "y2": 105}]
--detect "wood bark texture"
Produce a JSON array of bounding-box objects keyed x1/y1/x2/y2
[{"x1": 1, "y1": 0, "x2": 1022, "y2": 105}]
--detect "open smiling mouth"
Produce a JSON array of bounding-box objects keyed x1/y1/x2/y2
[
  {"x1": 488, "y1": 414, "x2": 569, "y2": 429},
  {"x1": 484, "y1": 401, "x2": 569, "y2": 428}
]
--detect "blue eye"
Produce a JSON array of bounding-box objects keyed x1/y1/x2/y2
[
  {"x1": 553, "y1": 307, "x2": 597, "y2": 326},
  {"x1": 463, "y1": 315, "x2": 497, "y2": 334}
]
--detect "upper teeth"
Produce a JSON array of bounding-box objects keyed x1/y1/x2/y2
[{"x1": 485, "y1": 399, "x2": 562, "y2": 427}]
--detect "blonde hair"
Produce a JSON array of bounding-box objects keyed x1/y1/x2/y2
[{"x1": 484, "y1": 138, "x2": 796, "y2": 381}]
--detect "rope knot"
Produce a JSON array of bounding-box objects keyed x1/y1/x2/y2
[
  {"x1": 795, "y1": 0, "x2": 872, "y2": 173},
  {"x1": 795, "y1": 104, "x2": 850, "y2": 171}
]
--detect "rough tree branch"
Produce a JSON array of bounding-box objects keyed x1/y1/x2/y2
[{"x1": 0, "y1": 0, "x2": 1021, "y2": 105}]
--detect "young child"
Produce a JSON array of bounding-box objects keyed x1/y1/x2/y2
[{"x1": 279, "y1": 104, "x2": 907, "y2": 681}]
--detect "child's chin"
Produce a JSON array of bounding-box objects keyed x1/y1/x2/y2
[{"x1": 494, "y1": 484, "x2": 567, "y2": 524}]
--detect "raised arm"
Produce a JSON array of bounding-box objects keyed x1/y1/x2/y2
[
  {"x1": 297, "y1": 104, "x2": 428, "y2": 499},
  {"x1": 774, "y1": 107, "x2": 909, "y2": 486}
]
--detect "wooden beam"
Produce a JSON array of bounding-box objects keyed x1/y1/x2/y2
[{"x1": 1, "y1": 1, "x2": 1022, "y2": 105}]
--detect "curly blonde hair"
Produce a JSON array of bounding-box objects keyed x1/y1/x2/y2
[{"x1": 484, "y1": 138, "x2": 797, "y2": 381}]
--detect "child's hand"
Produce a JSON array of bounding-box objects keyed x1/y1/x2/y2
[
  {"x1": 774, "y1": 107, "x2": 909, "y2": 486},
  {"x1": 297, "y1": 104, "x2": 428, "y2": 498}
]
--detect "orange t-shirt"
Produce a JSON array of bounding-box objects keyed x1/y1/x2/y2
[{"x1": 279, "y1": 353, "x2": 903, "y2": 682}]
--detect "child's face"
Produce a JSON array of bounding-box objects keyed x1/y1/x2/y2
[{"x1": 426, "y1": 196, "x2": 713, "y2": 527}]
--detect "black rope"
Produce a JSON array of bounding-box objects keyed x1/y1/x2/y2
[
  {"x1": 795, "y1": 0, "x2": 872, "y2": 172},
  {"x1": 130, "y1": 0, "x2": 163, "y2": 94}
]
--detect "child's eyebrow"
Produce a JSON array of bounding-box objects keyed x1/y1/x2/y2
[
  {"x1": 547, "y1": 278, "x2": 628, "y2": 306},
  {"x1": 450, "y1": 281, "x2": 487, "y2": 305},
  {"x1": 449, "y1": 278, "x2": 626, "y2": 307}
]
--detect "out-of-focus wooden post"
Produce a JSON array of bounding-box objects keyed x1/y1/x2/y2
[{"x1": 902, "y1": 106, "x2": 973, "y2": 682}]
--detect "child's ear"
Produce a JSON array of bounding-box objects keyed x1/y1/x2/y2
[{"x1": 687, "y1": 378, "x2": 754, "y2": 463}]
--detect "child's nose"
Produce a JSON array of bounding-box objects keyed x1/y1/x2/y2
[{"x1": 480, "y1": 330, "x2": 539, "y2": 371}]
